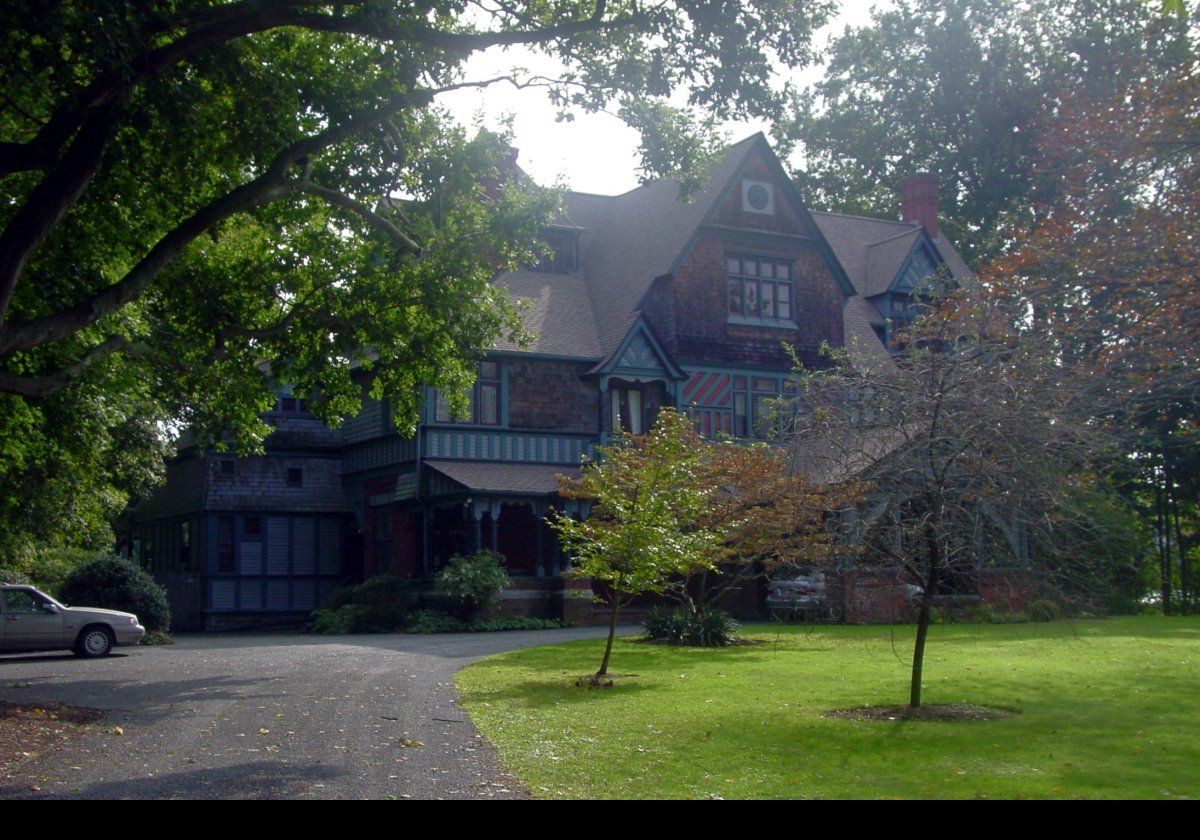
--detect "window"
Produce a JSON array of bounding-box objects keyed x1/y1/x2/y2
[
  {"x1": 731, "y1": 375, "x2": 791, "y2": 439},
  {"x1": 727, "y1": 254, "x2": 793, "y2": 323},
  {"x1": 217, "y1": 515, "x2": 236, "y2": 573},
  {"x1": 433, "y1": 361, "x2": 501, "y2": 426},
  {"x1": 219, "y1": 459, "x2": 236, "y2": 477},
  {"x1": 287, "y1": 468, "x2": 304, "y2": 488},
  {"x1": 531, "y1": 229, "x2": 579, "y2": 273},
  {"x1": 3, "y1": 588, "x2": 53, "y2": 614},
  {"x1": 611, "y1": 387, "x2": 644, "y2": 435},
  {"x1": 244, "y1": 516, "x2": 262, "y2": 538}
]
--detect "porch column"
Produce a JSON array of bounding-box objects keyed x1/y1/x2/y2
[
  {"x1": 470, "y1": 500, "x2": 483, "y2": 553},
  {"x1": 534, "y1": 501, "x2": 546, "y2": 578},
  {"x1": 420, "y1": 506, "x2": 430, "y2": 577}
]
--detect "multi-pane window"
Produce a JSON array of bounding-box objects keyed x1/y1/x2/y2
[
  {"x1": 433, "y1": 361, "x2": 501, "y2": 426},
  {"x1": 731, "y1": 374, "x2": 795, "y2": 439},
  {"x1": 727, "y1": 254, "x2": 793, "y2": 322}
]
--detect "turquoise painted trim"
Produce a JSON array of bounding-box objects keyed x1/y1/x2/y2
[
  {"x1": 487, "y1": 350, "x2": 603, "y2": 363},
  {"x1": 698, "y1": 224, "x2": 820, "y2": 249},
  {"x1": 726, "y1": 315, "x2": 799, "y2": 330},
  {"x1": 594, "y1": 316, "x2": 687, "y2": 381},
  {"x1": 422, "y1": 428, "x2": 597, "y2": 465},
  {"x1": 660, "y1": 134, "x2": 857, "y2": 297},
  {"x1": 884, "y1": 234, "x2": 945, "y2": 295},
  {"x1": 675, "y1": 361, "x2": 801, "y2": 377}
]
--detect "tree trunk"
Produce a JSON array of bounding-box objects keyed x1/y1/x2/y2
[
  {"x1": 1156, "y1": 471, "x2": 1173, "y2": 615},
  {"x1": 596, "y1": 597, "x2": 621, "y2": 677},
  {"x1": 910, "y1": 527, "x2": 941, "y2": 708}
]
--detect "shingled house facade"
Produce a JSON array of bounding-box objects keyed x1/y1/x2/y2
[{"x1": 130, "y1": 134, "x2": 1008, "y2": 630}]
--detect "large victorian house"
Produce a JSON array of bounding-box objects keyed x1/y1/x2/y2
[{"x1": 130, "y1": 134, "x2": 987, "y2": 630}]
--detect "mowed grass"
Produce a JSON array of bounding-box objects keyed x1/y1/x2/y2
[{"x1": 456, "y1": 617, "x2": 1200, "y2": 799}]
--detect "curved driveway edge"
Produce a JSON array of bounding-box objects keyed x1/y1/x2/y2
[{"x1": 0, "y1": 626, "x2": 621, "y2": 799}]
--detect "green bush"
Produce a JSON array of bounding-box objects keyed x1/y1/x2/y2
[
  {"x1": 0, "y1": 545, "x2": 101, "y2": 596},
  {"x1": 686, "y1": 607, "x2": 740, "y2": 646},
  {"x1": 310, "y1": 575, "x2": 420, "y2": 634},
  {"x1": 434, "y1": 551, "x2": 510, "y2": 620},
  {"x1": 643, "y1": 606, "x2": 740, "y2": 647},
  {"x1": 932, "y1": 602, "x2": 1030, "y2": 625},
  {"x1": 403, "y1": 610, "x2": 561, "y2": 634},
  {"x1": 1026, "y1": 599, "x2": 1063, "y2": 622},
  {"x1": 643, "y1": 605, "x2": 686, "y2": 642},
  {"x1": 59, "y1": 554, "x2": 171, "y2": 632}
]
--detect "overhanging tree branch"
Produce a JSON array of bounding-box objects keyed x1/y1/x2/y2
[
  {"x1": 0, "y1": 333, "x2": 141, "y2": 397},
  {"x1": 0, "y1": 76, "x2": 517, "y2": 356}
]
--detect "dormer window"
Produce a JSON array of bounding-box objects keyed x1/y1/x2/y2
[{"x1": 531, "y1": 228, "x2": 579, "y2": 273}]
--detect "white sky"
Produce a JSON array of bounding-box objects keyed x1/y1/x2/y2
[{"x1": 438, "y1": 2, "x2": 884, "y2": 195}]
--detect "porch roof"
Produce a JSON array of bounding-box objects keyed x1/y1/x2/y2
[{"x1": 423, "y1": 459, "x2": 579, "y2": 496}]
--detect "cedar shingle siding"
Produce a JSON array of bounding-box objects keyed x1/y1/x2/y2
[{"x1": 131, "y1": 134, "x2": 976, "y2": 628}]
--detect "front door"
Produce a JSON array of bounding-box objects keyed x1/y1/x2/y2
[{"x1": 1, "y1": 588, "x2": 65, "y2": 651}]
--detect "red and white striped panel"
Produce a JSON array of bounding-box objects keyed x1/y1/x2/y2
[{"x1": 682, "y1": 371, "x2": 731, "y2": 408}]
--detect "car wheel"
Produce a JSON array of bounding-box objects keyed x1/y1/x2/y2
[{"x1": 74, "y1": 626, "x2": 115, "y2": 658}]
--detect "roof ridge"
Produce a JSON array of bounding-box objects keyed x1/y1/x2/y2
[
  {"x1": 866, "y1": 227, "x2": 922, "y2": 248},
  {"x1": 812, "y1": 208, "x2": 919, "y2": 228}
]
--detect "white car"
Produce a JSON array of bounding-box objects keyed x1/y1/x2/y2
[
  {"x1": 1, "y1": 584, "x2": 145, "y2": 657},
  {"x1": 766, "y1": 568, "x2": 829, "y2": 619}
]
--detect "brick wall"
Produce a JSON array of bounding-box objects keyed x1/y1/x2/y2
[{"x1": 507, "y1": 358, "x2": 599, "y2": 433}]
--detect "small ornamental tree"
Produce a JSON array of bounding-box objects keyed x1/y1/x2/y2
[
  {"x1": 787, "y1": 288, "x2": 1113, "y2": 708},
  {"x1": 552, "y1": 409, "x2": 721, "y2": 678},
  {"x1": 670, "y1": 439, "x2": 863, "y2": 614}
]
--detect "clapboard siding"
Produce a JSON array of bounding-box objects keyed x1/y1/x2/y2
[{"x1": 341, "y1": 397, "x2": 386, "y2": 444}]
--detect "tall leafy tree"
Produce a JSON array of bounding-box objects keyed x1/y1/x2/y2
[
  {"x1": 0, "y1": 1, "x2": 834, "y2": 552},
  {"x1": 776, "y1": 0, "x2": 1193, "y2": 265},
  {"x1": 986, "y1": 61, "x2": 1200, "y2": 614}
]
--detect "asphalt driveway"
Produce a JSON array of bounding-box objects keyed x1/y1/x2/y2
[{"x1": 0, "y1": 627, "x2": 618, "y2": 799}]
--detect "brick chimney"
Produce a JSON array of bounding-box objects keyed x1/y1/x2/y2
[{"x1": 900, "y1": 173, "x2": 940, "y2": 240}]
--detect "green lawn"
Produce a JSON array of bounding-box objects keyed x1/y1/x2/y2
[{"x1": 456, "y1": 617, "x2": 1200, "y2": 799}]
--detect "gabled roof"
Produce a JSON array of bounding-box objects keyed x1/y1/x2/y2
[
  {"x1": 493, "y1": 137, "x2": 973, "y2": 371},
  {"x1": 811, "y1": 210, "x2": 974, "y2": 299},
  {"x1": 864, "y1": 228, "x2": 923, "y2": 297},
  {"x1": 580, "y1": 135, "x2": 762, "y2": 355}
]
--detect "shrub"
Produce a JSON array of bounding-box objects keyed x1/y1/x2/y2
[
  {"x1": 686, "y1": 607, "x2": 740, "y2": 647},
  {"x1": 643, "y1": 606, "x2": 739, "y2": 647},
  {"x1": 643, "y1": 605, "x2": 685, "y2": 642},
  {"x1": 59, "y1": 554, "x2": 171, "y2": 632},
  {"x1": 1026, "y1": 599, "x2": 1063, "y2": 622},
  {"x1": 0, "y1": 544, "x2": 100, "y2": 595},
  {"x1": 309, "y1": 575, "x2": 420, "y2": 634},
  {"x1": 434, "y1": 551, "x2": 510, "y2": 620},
  {"x1": 403, "y1": 610, "x2": 562, "y2": 634}
]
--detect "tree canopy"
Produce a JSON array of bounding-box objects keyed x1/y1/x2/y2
[
  {"x1": 776, "y1": 0, "x2": 1194, "y2": 265},
  {"x1": 0, "y1": 0, "x2": 834, "y2": 554}
]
